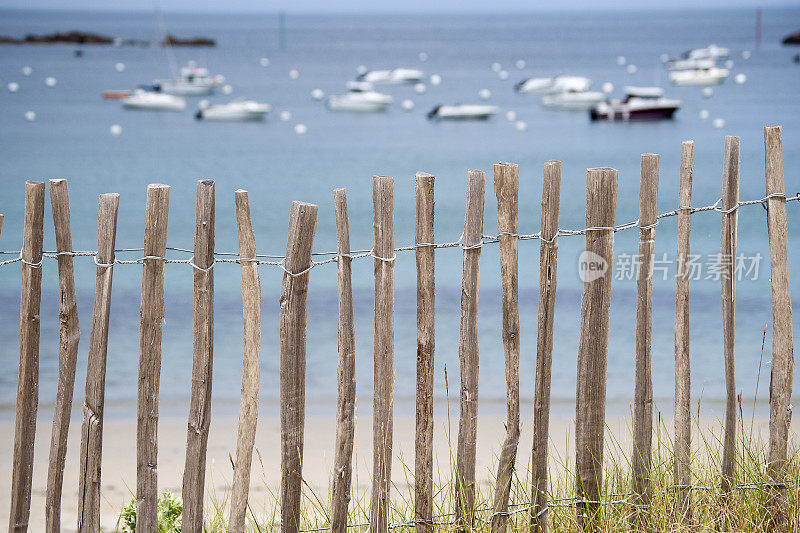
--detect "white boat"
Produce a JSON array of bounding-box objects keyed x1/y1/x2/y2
[
  {"x1": 684, "y1": 44, "x2": 730, "y2": 60},
  {"x1": 327, "y1": 88, "x2": 393, "y2": 112},
  {"x1": 590, "y1": 86, "x2": 682, "y2": 121},
  {"x1": 195, "y1": 100, "x2": 272, "y2": 121},
  {"x1": 427, "y1": 104, "x2": 499, "y2": 120},
  {"x1": 156, "y1": 64, "x2": 223, "y2": 96},
  {"x1": 516, "y1": 75, "x2": 592, "y2": 94},
  {"x1": 542, "y1": 90, "x2": 606, "y2": 110},
  {"x1": 669, "y1": 67, "x2": 729, "y2": 86},
  {"x1": 121, "y1": 90, "x2": 186, "y2": 111},
  {"x1": 666, "y1": 58, "x2": 716, "y2": 71},
  {"x1": 356, "y1": 68, "x2": 425, "y2": 85}
]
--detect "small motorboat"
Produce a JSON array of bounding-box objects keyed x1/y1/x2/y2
[
  {"x1": 356, "y1": 68, "x2": 425, "y2": 85},
  {"x1": 516, "y1": 75, "x2": 592, "y2": 94},
  {"x1": 155, "y1": 63, "x2": 223, "y2": 96},
  {"x1": 669, "y1": 67, "x2": 729, "y2": 86},
  {"x1": 542, "y1": 90, "x2": 606, "y2": 110},
  {"x1": 195, "y1": 100, "x2": 272, "y2": 121},
  {"x1": 683, "y1": 44, "x2": 730, "y2": 60},
  {"x1": 103, "y1": 90, "x2": 132, "y2": 100},
  {"x1": 427, "y1": 104, "x2": 499, "y2": 120},
  {"x1": 666, "y1": 58, "x2": 716, "y2": 71},
  {"x1": 121, "y1": 89, "x2": 186, "y2": 111},
  {"x1": 327, "y1": 86, "x2": 393, "y2": 112},
  {"x1": 589, "y1": 86, "x2": 682, "y2": 121}
]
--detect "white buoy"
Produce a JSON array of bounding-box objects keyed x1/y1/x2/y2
[
  {"x1": 429, "y1": 74, "x2": 442, "y2": 86},
  {"x1": 289, "y1": 69, "x2": 299, "y2": 80},
  {"x1": 626, "y1": 64, "x2": 637, "y2": 74},
  {"x1": 659, "y1": 53, "x2": 670, "y2": 63},
  {"x1": 602, "y1": 82, "x2": 614, "y2": 93},
  {"x1": 617, "y1": 55, "x2": 627, "y2": 66},
  {"x1": 221, "y1": 84, "x2": 233, "y2": 95},
  {"x1": 356, "y1": 65, "x2": 368, "y2": 75},
  {"x1": 515, "y1": 120, "x2": 527, "y2": 132},
  {"x1": 22, "y1": 66, "x2": 32, "y2": 76},
  {"x1": 115, "y1": 62, "x2": 126, "y2": 72},
  {"x1": 515, "y1": 59, "x2": 526, "y2": 69},
  {"x1": 702, "y1": 87, "x2": 714, "y2": 98},
  {"x1": 505, "y1": 110, "x2": 516, "y2": 122},
  {"x1": 401, "y1": 99, "x2": 414, "y2": 111},
  {"x1": 24, "y1": 111, "x2": 36, "y2": 122},
  {"x1": 45, "y1": 77, "x2": 57, "y2": 87},
  {"x1": 491, "y1": 62, "x2": 502, "y2": 72},
  {"x1": 110, "y1": 124, "x2": 122, "y2": 136},
  {"x1": 713, "y1": 118, "x2": 725, "y2": 129},
  {"x1": 414, "y1": 82, "x2": 427, "y2": 94},
  {"x1": 478, "y1": 88, "x2": 491, "y2": 100},
  {"x1": 294, "y1": 123, "x2": 307, "y2": 135},
  {"x1": 734, "y1": 73, "x2": 747, "y2": 84},
  {"x1": 699, "y1": 109, "x2": 710, "y2": 120},
  {"x1": 498, "y1": 70, "x2": 509, "y2": 80},
  {"x1": 742, "y1": 50, "x2": 751, "y2": 60},
  {"x1": 8, "y1": 82, "x2": 19, "y2": 93},
  {"x1": 259, "y1": 57, "x2": 270, "y2": 67},
  {"x1": 279, "y1": 110, "x2": 292, "y2": 122},
  {"x1": 311, "y1": 88, "x2": 325, "y2": 100},
  {"x1": 724, "y1": 59, "x2": 734, "y2": 69},
  {"x1": 198, "y1": 99, "x2": 211, "y2": 109},
  {"x1": 418, "y1": 51, "x2": 428, "y2": 62}
]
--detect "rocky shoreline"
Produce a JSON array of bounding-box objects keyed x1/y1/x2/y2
[{"x1": 0, "y1": 30, "x2": 215, "y2": 46}]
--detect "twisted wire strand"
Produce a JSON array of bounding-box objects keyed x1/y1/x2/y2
[{"x1": 0, "y1": 192, "x2": 797, "y2": 276}]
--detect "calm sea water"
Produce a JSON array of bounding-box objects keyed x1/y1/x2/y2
[{"x1": 0, "y1": 8, "x2": 798, "y2": 420}]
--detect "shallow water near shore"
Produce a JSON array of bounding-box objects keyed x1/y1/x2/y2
[{"x1": 0, "y1": 7, "x2": 799, "y2": 418}]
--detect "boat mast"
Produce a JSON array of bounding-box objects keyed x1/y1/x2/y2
[{"x1": 154, "y1": 0, "x2": 179, "y2": 79}]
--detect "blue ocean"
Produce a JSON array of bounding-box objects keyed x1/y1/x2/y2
[{"x1": 0, "y1": 7, "x2": 798, "y2": 420}]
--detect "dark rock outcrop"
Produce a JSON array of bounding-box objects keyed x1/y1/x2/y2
[
  {"x1": 162, "y1": 34, "x2": 215, "y2": 47},
  {"x1": 783, "y1": 31, "x2": 800, "y2": 45}
]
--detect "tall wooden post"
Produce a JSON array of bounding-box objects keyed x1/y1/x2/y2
[
  {"x1": 632, "y1": 154, "x2": 659, "y2": 525},
  {"x1": 455, "y1": 170, "x2": 485, "y2": 530},
  {"x1": 491, "y1": 163, "x2": 520, "y2": 533},
  {"x1": 9, "y1": 180, "x2": 45, "y2": 533},
  {"x1": 674, "y1": 141, "x2": 694, "y2": 525},
  {"x1": 575, "y1": 168, "x2": 617, "y2": 530},
  {"x1": 331, "y1": 188, "x2": 356, "y2": 533},
  {"x1": 46, "y1": 179, "x2": 80, "y2": 533},
  {"x1": 764, "y1": 125, "x2": 793, "y2": 529},
  {"x1": 414, "y1": 172, "x2": 436, "y2": 533},
  {"x1": 280, "y1": 201, "x2": 318, "y2": 533},
  {"x1": 228, "y1": 190, "x2": 262, "y2": 533},
  {"x1": 370, "y1": 176, "x2": 394, "y2": 533},
  {"x1": 720, "y1": 137, "x2": 739, "y2": 494},
  {"x1": 77, "y1": 193, "x2": 120, "y2": 532},
  {"x1": 182, "y1": 180, "x2": 216, "y2": 532},
  {"x1": 531, "y1": 161, "x2": 561, "y2": 533},
  {"x1": 136, "y1": 183, "x2": 170, "y2": 532}
]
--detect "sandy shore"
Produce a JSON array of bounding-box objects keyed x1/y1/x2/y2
[{"x1": 1, "y1": 407, "x2": 793, "y2": 532}]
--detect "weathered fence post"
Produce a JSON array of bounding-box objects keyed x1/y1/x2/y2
[
  {"x1": 370, "y1": 176, "x2": 394, "y2": 533},
  {"x1": 414, "y1": 172, "x2": 435, "y2": 533},
  {"x1": 455, "y1": 170, "x2": 485, "y2": 530},
  {"x1": 491, "y1": 162, "x2": 520, "y2": 533},
  {"x1": 764, "y1": 125, "x2": 793, "y2": 529},
  {"x1": 77, "y1": 193, "x2": 120, "y2": 532},
  {"x1": 632, "y1": 154, "x2": 659, "y2": 525},
  {"x1": 331, "y1": 188, "x2": 356, "y2": 533},
  {"x1": 531, "y1": 161, "x2": 562, "y2": 533},
  {"x1": 719, "y1": 137, "x2": 739, "y2": 494},
  {"x1": 228, "y1": 190, "x2": 262, "y2": 533},
  {"x1": 9, "y1": 180, "x2": 45, "y2": 533},
  {"x1": 182, "y1": 179, "x2": 216, "y2": 532},
  {"x1": 46, "y1": 179, "x2": 80, "y2": 533},
  {"x1": 674, "y1": 141, "x2": 694, "y2": 525},
  {"x1": 575, "y1": 168, "x2": 617, "y2": 530},
  {"x1": 136, "y1": 183, "x2": 170, "y2": 531},
  {"x1": 280, "y1": 201, "x2": 318, "y2": 533}
]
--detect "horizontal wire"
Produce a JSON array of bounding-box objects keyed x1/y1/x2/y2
[{"x1": 0, "y1": 192, "x2": 797, "y2": 276}]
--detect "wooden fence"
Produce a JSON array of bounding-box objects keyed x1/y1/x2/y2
[{"x1": 3, "y1": 125, "x2": 796, "y2": 532}]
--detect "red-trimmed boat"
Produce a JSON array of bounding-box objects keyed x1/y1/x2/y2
[{"x1": 590, "y1": 87, "x2": 682, "y2": 121}]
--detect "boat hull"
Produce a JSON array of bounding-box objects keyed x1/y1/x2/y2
[{"x1": 590, "y1": 106, "x2": 679, "y2": 121}]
